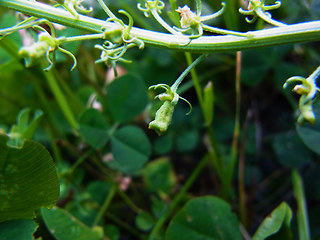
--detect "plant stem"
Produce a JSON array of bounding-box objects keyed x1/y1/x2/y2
[
  {"x1": 256, "y1": 8, "x2": 287, "y2": 27},
  {"x1": 184, "y1": 52, "x2": 223, "y2": 182},
  {"x1": 149, "y1": 154, "x2": 209, "y2": 239},
  {"x1": 292, "y1": 169, "x2": 310, "y2": 240},
  {"x1": 171, "y1": 54, "x2": 205, "y2": 91},
  {"x1": 96, "y1": 0, "x2": 117, "y2": 19},
  {"x1": 106, "y1": 212, "x2": 147, "y2": 240},
  {"x1": 117, "y1": 189, "x2": 143, "y2": 213},
  {"x1": 1, "y1": 0, "x2": 320, "y2": 53},
  {"x1": 150, "y1": 8, "x2": 181, "y2": 36},
  {"x1": 68, "y1": 148, "x2": 95, "y2": 174},
  {"x1": 42, "y1": 64, "x2": 79, "y2": 131},
  {"x1": 93, "y1": 183, "x2": 117, "y2": 226}
]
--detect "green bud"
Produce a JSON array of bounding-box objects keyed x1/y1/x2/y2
[
  {"x1": 149, "y1": 101, "x2": 176, "y2": 135},
  {"x1": 298, "y1": 99, "x2": 315, "y2": 125},
  {"x1": 102, "y1": 27, "x2": 123, "y2": 44}
]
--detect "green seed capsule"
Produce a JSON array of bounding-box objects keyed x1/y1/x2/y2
[{"x1": 149, "y1": 101, "x2": 176, "y2": 135}]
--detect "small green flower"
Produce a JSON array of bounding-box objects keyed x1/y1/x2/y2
[
  {"x1": 239, "y1": 0, "x2": 285, "y2": 26},
  {"x1": 174, "y1": 2, "x2": 247, "y2": 39},
  {"x1": 148, "y1": 84, "x2": 191, "y2": 135},
  {"x1": 284, "y1": 66, "x2": 320, "y2": 124},
  {"x1": 176, "y1": 5, "x2": 200, "y2": 29},
  {"x1": 19, "y1": 26, "x2": 76, "y2": 71},
  {"x1": 149, "y1": 101, "x2": 176, "y2": 135}
]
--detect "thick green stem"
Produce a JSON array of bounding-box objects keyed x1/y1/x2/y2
[{"x1": 1, "y1": 0, "x2": 320, "y2": 53}]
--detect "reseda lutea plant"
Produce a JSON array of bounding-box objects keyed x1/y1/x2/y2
[{"x1": 0, "y1": 0, "x2": 320, "y2": 239}]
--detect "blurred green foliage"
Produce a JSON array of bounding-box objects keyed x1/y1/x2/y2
[{"x1": 0, "y1": 0, "x2": 320, "y2": 239}]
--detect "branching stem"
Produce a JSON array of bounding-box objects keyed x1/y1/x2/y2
[{"x1": 1, "y1": 0, "x2": 319, "y2": 53}]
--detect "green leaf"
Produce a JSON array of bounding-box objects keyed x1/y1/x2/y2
[
  {"x1": 0, "y1": 134, "x2": 59, "y2": 222},
  {"x1": 0, "y1": 219, "x2": 38, "y2": 240},
  {"x1": 166, "y1": 196, "x2": 241, "y2": 240},
  {"x1": 41, "y1": 207, "x2": 103, "y2": 240},
  {"x1": 272, "y1": 131, "x2": 312, "y2": 168},
  {"x1": 143, "y1": 158, "x2": 176, "y2": 195},
  {"x1": 203, "y1": 81, "x2": 214, "y2": 126},
  {"x1": 135, "y1": 211, "x2": 155, "y2": 231},
  {"x1": 108, "y1": 126, "x2": 151, "y2": 175},
  {"x1": 8, "y1": 108, "x2": 43, "y2": 147},
  {"x1": 78, "y1": 109, "x2": 111, "y2": 148},
  {"x1": 104, "y1": 224, "x2": 120, "y2": 240},
  {"x1": 176, "y1": 129, "x2": 199, "y2": 153},
  {"x1": 106, "y1": 74, "x2": 148, "y2": 123},
  {"x1": 252, "y1": 202, "x2": 292, "y2": 240},
  {"x1": 296, "y1": 101, "x2": 320, "y2": 155},
  {"x1": 153, "y1": 133, "x2": 173, "y2": 155}
]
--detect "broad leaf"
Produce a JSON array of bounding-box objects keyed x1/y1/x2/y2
[
  {"x1": 272, "y1": 131, "x2": 311, "y2": 168},
  {"x1": 143, "y1": 158, "x2": 176, "y2": 194},
  {"x1": 252, "y1": 202, "x2": 292, "y2": 240},
  {"x1": 166, "y1": 196, "x2": 241, "y2": 240},
  {"x1": 104, "y1": 224, "x2": 120, "y2": 240},
  {"x1": 0, "y1": 219, "x2": 38, "y2": 240},
  {"x1": 8, "y1": 108, "x2": 43, "y2": 147},
  {"x1": 109, "y1": 126, "x2": 151, "y2": 175},
  {"x1": 0, "y1": 134, "x2": 59, "y2": 222},
  {"x1": 106, "y1": 74, "x2": 148, "y2": 123},
  {"x1": 135, "y1": 211, "x2": 155, "y2": 231},
  {"x1": 41, "y1": 207, "x2": 103, "y2": 240},
  {"x1": 79, "y1": 108, "x2": 110, "y2": 148}
]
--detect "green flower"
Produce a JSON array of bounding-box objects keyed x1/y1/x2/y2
[{"x1": 148, "y1": 84, "x2": 191, "y2": 135}]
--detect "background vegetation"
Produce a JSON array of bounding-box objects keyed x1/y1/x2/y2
[{"x1": 0, "y1": 0, "x2": 320, "y2": 239}]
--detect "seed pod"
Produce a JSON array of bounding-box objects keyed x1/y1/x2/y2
[{"x1": 149, "y1": 101, "x2": 176, "y2": 135}]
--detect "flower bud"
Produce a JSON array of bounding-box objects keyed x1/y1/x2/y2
[
  {"x1": 176, "y1": 5, "x2": 200, "y2": 29},
  {"x1": 149, "y1": 101, "x2": 176, "y2": 135}
]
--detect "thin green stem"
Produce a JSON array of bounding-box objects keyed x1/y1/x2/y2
[
  {"x1": 106, "y1": 212, "x2": 147, "y2": 240},
  {"x1": 195, "y1": 0, "x2": 201, "y2": 16},
  {"x1": 93, "y1": 183, "x2": 117, "y2": 226},
  {"x1": 150, "y1": 8, "x2": 181, "y2": 36},
  {"x1": 256, "y1": 8, "x2": 287, "y2": 27},
  {"x1": 42, "y1": 64, "x2": 79, "y2": 131},
  {"x1": 171, "y1": 54, "x2": 205, "y2": 91},
  {"x1": 118, "y1": 189, "x2": 143, "y2": 213},
  {"x1": 233, "y1": 51, "x2": 246, "y2": 224},
  {"x1": 168, "y1": 0, "x2": 180, "y2": 26},
  {"x1": 223, "y1": 0, "x2": 239, "y2": 30},
  {"x1": 96, "y1": 0, "x2": 117, "y2": 19},
  {"x1": 184, "y1": 53, "x2": 204, "y2": 107},
  {"x1": 0, "y1": 18, "x2": 45, "y2": 37},
  {"x1": 292, "y1": 169, "x2": 310, "y2": 240},
  {"x1": 1, "y1": 0, "x2": 320, "y2": 53},
  {"x1": 309, "y1": 64, "x2": 320, "y2": 80},
  {"x1": 68, "y1": 149, "x2": 95, "y2": 174},
  {"x1": 149, "y1": 154, "x2": 209, "y2": 239},
  {"x1": 184, "y1": 52, "x2": 223, "y2": 180}
]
